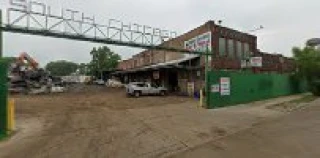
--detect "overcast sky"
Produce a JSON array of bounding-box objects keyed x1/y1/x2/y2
[{"x1": 0, "y1": 0, "x2": 319, "y2": 66}]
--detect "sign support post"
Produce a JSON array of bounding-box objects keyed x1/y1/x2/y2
[
  {"x1": 0, "y1": 10, "x2": 3, "y2": 58},
  {"x1": 0, "y1": 9, "x2": 9, "y2": 137},
  {"x1": 205, "y1": 47, "x2": 210, "y2": 108},
  {"x1": 0, "y1": 9, "x2": 5, "y2": 136}
]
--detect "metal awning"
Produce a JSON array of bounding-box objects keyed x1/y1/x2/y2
[{"x1": 114, "y1": 55, "x2": 200, "y2": 74}]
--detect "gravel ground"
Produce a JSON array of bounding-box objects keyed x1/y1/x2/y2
[
  {"x1": 0, "y1": 86, "x2": 194, "y2": 158},
  {"x1": 0, "y1": 85, "x2": 314, "y2": 158}
]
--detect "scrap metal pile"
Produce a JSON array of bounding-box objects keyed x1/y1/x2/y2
[{"x1": 8, "y1": 52, "x2": 64, "y2": 94}]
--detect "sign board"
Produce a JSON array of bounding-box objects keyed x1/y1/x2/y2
[
  {"x1": 7, "y1": 0, "x2": 177, "y2": 46},
  {"x1": 241, "y1": 60, "x2": 248, "y2": 68},
  {"x1": 250, "y1": 57, "x2": 262, "y2": 67},
  {"x1": 187, "y1": 82, "x2": 195, "y2": 96},
  {"x1": 220, "y1": 77, "x2": 230, "y2": 96},
  {"x1": 196, "y1": 70, "x2": 201, "y2": 77},
  {"x1": 184, "y1": 32, "x2": 212, "y2": 52},
  {"x1": 211, "y1": 84, "x2": 220, "y2": 93}
]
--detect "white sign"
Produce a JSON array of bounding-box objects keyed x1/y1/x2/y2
[
  {"x1": 184, "y1": 32, "x2": 212, "y2": 52},
  {"x1": 250, "y1": 57, "x2": 262, "y2": 67},
  {"x1": 241, "y1": 60, "x2": 247, "y2": 68},
  {"x1": 220, "y1": 77, "x2": 230, "y2": 96},
  {"x1": 187, "y1": 82, "x2": 195, "y2": 96},
  {"x1": 211, "y1": 84, "x2": 220, "y2": 93}
]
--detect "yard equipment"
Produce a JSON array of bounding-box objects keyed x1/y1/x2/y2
[{"x1": 8, "y1": 52, "x2": 54, "y2": 94}]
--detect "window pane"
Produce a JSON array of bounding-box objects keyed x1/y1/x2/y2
[
  {"x1": 244, "y1": 43, "x2": 250, "y2": 58},
  {"x1": 236, "y1": 41, "x2": 242, "y2": 59},
  {"x1": 219, "y1": 38, "x2": 226, "y2": 56},
  {"x1": 228, "y1": 39, "x2": 235, "y2": 58}
]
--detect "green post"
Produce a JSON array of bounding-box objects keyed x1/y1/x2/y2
[
  {"x1": 205, "y1": 47, "x2": 210, "y2": 108},
  {"x1": 0, "y1": 10, "x2": 2, "y2": 58},
  {"x1": 0, "y1": 62, "x2": 8, "y2": 136},
  {"x1": 0, "y1": 9, "x2": 8, "y2": 137}
]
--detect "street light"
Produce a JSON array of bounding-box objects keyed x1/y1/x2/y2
[{"x1": 249, "y1": 25, "x2": 264, "y2": 32}]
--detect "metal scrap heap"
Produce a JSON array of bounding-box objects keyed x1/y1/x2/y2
[
  {"x1": 9, "y1": 64, "x2": 52, "y2": 94},
  {"x1": 8, "y1": 52, "x2": 62, "y2": 94}
]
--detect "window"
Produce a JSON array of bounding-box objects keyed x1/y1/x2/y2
[
  {"x1": 228, "y1": 39, "x2": 235, "y2": 58},
  {"x1": 219, "y1": 38, "x2": 226, "y2": 56},
  {"x1": 244, "y1": 43, "x2": 250, "y2": 58},
  {"x1": 136, "y1": 83, "x2": 144, "y2": 87},
  {"x1": 236, "y1": 41, "x2": 242, "y2": 59},
  {"x1": 134, "y1": 60, "x2": 138, "y2": 67}
]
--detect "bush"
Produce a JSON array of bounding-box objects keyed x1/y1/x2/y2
[{"x1": 310, "y1": 80, "x2": 320, "y2": 96}]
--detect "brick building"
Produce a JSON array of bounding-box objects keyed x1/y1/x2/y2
[
  {"x1": 118, "y1": 21, "x2": 259, "y2": 70},
  {"x1": 255, "y1": 51, "x2": 296, "y2": 73},
  {"x1": 115, "y1": 21, "x2": 296, "y2": 95}
]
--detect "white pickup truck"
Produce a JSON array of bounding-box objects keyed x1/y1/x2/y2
[{"x1": 126, "y1": 82, "x2": 167, "y2": 97}]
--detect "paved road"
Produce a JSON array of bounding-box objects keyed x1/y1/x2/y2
[{"x1": 173, "y1": 98, "x2": 320, "y2": 158}]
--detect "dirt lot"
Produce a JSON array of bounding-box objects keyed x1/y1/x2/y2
[
  {"x1": 0, "y1": 85, "x2": 318, "y2": 158},
  {"x1": 0, "y1": 85, "x2": 195, "y2": 158}
]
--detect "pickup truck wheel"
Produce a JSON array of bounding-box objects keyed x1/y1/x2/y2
[
  {"x1": 160, "y1": 91, "x2": 166, "y2": 96},
  {"x1": 134, "y1": 91, "x2": 141, "y2": 97}
]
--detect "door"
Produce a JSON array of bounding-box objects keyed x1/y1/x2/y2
[
  {"x1": 141, "y1": 83, "x2": 150, "y2": 95},
  {"x1": 168, "y1": 70, "x2": 178, "y2": 92},
  {"x1": 149, "y1": 83, "x2": 159, "y2": 94}
]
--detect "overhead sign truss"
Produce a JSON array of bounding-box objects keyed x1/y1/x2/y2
[
  {"x1": 0, "y1": 0, "x2": 212, "y2": 55},
  {"x1": 5, "y1": 0, "x2": 178, "y2": 46}
]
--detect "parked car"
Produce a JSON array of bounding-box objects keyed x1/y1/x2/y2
[
  {"x1": 126, "y1": 82, "x2": 167, "y2": 97},
  {"x1": 106, "y1": 79, "x2": 124, "y2": 88},
  {"x1": 93, "y1": 79, "x2": 105, "y2": 85}
]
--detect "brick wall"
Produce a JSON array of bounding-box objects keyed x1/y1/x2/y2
[
  {"x1": 117, "y1": 21, "x2": 214, "y2": 70},
  {"x1": 118, "y1": 60, "x2": 128, "y2": 70},
  {"x1": 211, "y1": 24, "x2": 257, "y2": 70},
  {"x1": 282, "y1": 58, "x2": 296, "y2": 72},
  {"x1": 254, "y1": 52, "x2": 296, "y2": 73},
  {"x1": 117, "y1": 20, "x2": 295, "y2": 74}
]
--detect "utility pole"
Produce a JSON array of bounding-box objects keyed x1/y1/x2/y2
[
  {"x1": 249, "y1": 25, "x2": 264, "y2": 33},
  {"x1": 0, "y1": 9, "x2": 7, "y2": 135},
  {"x1": 205, "y1": 46, "x2": 210, "y2": 108}
]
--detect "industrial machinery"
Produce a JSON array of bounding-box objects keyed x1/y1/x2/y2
[{"x1": 9, "y1": 52, "x2": 52, "y2": 94}]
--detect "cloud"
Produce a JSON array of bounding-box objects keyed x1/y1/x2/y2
[{"x1": 1, "y1": 0, "x2": 319, "y2": 65}]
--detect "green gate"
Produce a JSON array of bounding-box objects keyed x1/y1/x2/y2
[{"x1": 207, "y1": 70, "x2": 308, "y2": 109}]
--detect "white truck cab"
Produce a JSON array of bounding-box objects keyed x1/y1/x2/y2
[{"x1": 126, "y1": 82, "x2": 167, "y2": 97}]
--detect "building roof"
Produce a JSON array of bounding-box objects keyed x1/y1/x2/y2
[{"x1": 114, "y1": 55, "x2": 200, "y2": 74}]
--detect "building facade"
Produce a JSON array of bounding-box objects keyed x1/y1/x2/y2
[{"x1": 116, "y1": 21, "x2": 296, "y2": 95}]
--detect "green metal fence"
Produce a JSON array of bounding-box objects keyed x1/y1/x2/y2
[
  {"x1": 207, "y1": 70, "x2": 308, "y2": 109},
  {"x1": 0, "y1": 60, "x2": 8, "y2": 135}
]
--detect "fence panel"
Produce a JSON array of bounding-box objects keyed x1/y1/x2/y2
[{"x1": 207, "y1": 71, "x2": 307, "y2": 109}]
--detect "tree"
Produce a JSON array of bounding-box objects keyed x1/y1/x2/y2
[
  {"x1": 89, "y1": 46, "x2": 121, "y2": 78},
  {"x1": 77, "y1": 63, "x2": 90, "y2": 75},
  {"x1": 292, "y1": 46, "x2": 320, "y2": 95},
  {"x1": 45, "y1": 60, "x2": 79, "y2": 76}
]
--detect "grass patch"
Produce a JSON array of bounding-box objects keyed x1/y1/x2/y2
[
  {"x1": 0, "y1": 132, "x2": 7, "y2": 141},
  {"x1": 289, "y1": 95, "x2": 318, "y2": 104},
  {"x1": 268, "y1": 95, "x2": 318, "y2": 112}
]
